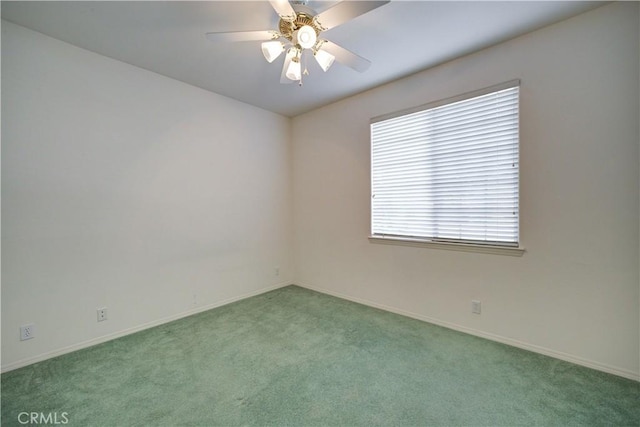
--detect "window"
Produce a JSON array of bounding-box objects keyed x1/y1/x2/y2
[{"x1": 370, "y1": 81, "x2": 520, "y2": 249}]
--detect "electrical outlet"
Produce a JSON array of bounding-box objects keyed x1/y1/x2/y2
[
  {"x1": 275, "y1": 266, "x2": 280, "y2": 276},
  {"x1": 20, "y1": 324, "x2": 35, "y2": 341},
  {"x1": 472, "y1": 300, "x2": 481, "y2": 314},
  {"x1": 97, "y1": 308, "x2": 108, "y2": 322}
]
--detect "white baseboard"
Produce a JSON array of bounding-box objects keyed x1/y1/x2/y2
[
  {"x1": 294, "y1": 282, "x2": 640, "y2": 382},
  {"x1": 1, "y1": 281, "x2": 292, "y2": 373},
  {"x1": 5, "y1": 280, "x2": 638, "y2": 382}
]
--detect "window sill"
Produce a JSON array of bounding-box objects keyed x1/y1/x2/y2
[{"x1": 368, "y1": 235, "x2": 525, "y2": 256}]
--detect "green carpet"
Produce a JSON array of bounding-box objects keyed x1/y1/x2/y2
[{"x1": 2, "y1": 285, "x2": 639, "y2": 426}]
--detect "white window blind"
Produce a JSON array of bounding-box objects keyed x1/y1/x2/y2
[{"x1": 371, "y1": 82, "x2": 519, "y2": 247}]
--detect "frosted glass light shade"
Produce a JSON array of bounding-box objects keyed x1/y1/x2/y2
[
  {"x1": 296, "y1": 25, "x2": 317, "y2": 49},
  {"x1": 314, "y1": 49, "x2": 335, "y2": 72},
  {"x1": 286, "y1": 60, "x2": 301, "y2": 81},
  {"x1": 261, "y1": 41, "x2": 285, "y2": 63}
]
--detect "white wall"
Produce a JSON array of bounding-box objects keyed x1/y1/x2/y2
[
  {"x1": 1, "y1": 21, "x2": 293, "y2": 370},
  {"x1": 292, "y1": 2, "x2": 640, "y2": 379}
]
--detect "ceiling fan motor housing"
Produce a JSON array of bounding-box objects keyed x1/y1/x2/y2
[{"x1": 279, "y1": 6, "x2": 322, "y2": 49}]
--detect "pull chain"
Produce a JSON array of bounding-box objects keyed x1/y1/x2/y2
[{"x1": 300, "y1": 50, "x2": 309, "y2": 86}]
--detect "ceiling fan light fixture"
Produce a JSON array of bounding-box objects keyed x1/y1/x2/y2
[
  {"x1": 261, "y1": 41, "x2": 285, "y2": 63},
  {"x1": 286, "y1": 58, "x2": 302, "y2": 81},
  {"x1": 314, "y1": 49, "x2": 335, "y2": 72},
  {"x1": 295, "y1": 25, "x2": 317, "y2": 49},
  {"x1": 206, "y1": 0, "x2": 389, "y2": 85}
]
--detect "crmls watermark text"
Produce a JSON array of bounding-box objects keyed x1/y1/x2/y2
[{"x1": 17, "y1": 412, "x2": 69, "y2": 425}]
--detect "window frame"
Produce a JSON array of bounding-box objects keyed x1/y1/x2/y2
[{"x1": 369, "y1": 80, "x2": 524, "y2": 256}]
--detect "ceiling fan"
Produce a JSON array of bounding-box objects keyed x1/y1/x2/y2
[{"x1": 205, "y1": 0, "x2": 389, "y2": 85}]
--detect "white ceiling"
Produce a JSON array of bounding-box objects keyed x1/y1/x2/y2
[{"x1": 1, "y1": 1, "x2": 605, "y2": 117}]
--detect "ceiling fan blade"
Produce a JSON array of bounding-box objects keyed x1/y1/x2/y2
[
  {"x1": 205, "y1": 30, "x2": 278, "y2": 43},
  {"x1": 280, "y1": 49, "x2": 296, "y2": 84},
  {"x1": 314, "y1": 1, "x2": 389, "y2": 31},
  {"x1": 320, "y1": 40, "x2": 371, "y2": 73},
  {"x1": 269, "y1": 0, "x2": 296, "y2": 21}
]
